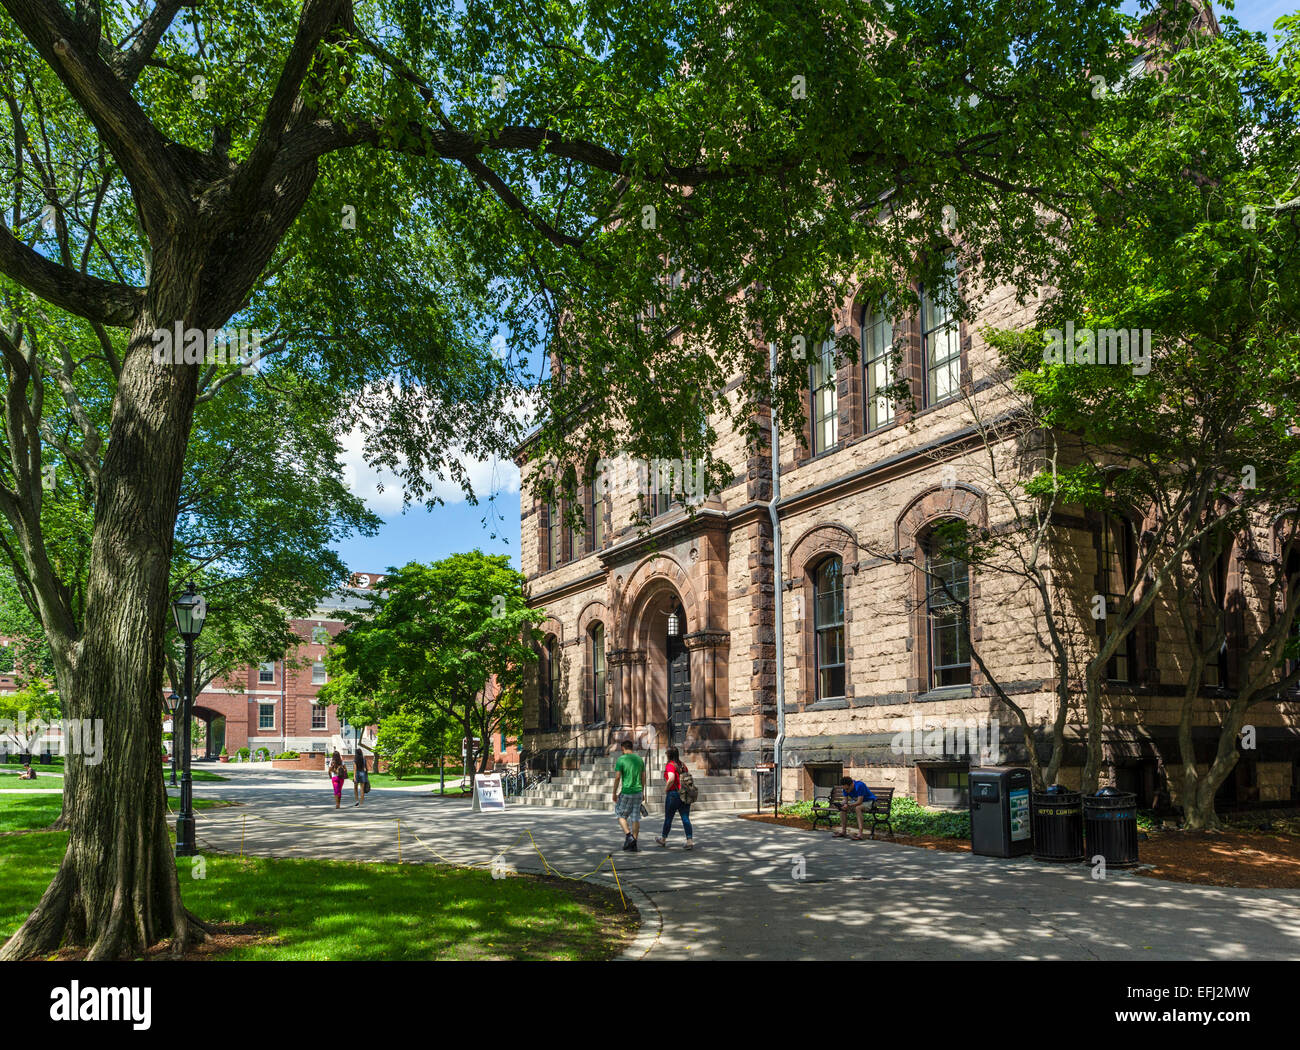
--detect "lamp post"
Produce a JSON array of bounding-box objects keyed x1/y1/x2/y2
[
  {"x1": 163, "y1": 692, "x2": 180, "y2": 787},
  {"x1": 171, "y1": 582, "x2": 206, "y2": 857}
]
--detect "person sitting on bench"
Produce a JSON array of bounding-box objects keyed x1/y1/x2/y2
[
  {"x1": 17, "y1": 763, "x2": 37, "y2": 780},
  {"x1": 832, "y1": 776, "x2": 876, "y2": 840}
]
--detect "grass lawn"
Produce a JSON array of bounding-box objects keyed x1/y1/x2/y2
[
  {"x1": 0, "y1": 766, "x2": 227, "y2": 789},
  {"x1": 0, "y1": 794, "x2": 636, "y2": 960},
  {"x1": 162, "y1": 769, "x2": 229, "y2": 783},
  {"x1": 0, "y1": 793, "x2": 238, "y2": 831},
  {"x1": 366, "y1": 770, "x2": 464, "y2": 789}
]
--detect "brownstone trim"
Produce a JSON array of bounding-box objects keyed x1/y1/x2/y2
[{"x1": 895, "y1": 485, "x2": 986, "y2": 692}]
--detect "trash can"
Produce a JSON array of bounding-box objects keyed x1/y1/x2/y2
[
  {"x1": 39, "y1": 749, "x2": 52, "y2": 766},
  {"x1": 1031, "y1": 785, "x2": 1084, "y2": 862},
  {"x1": 1083, "y1": 788, "x2": 1139, "y2": 867},
  {"x1": 969, "y1": 767, "x2": 1033, "y2": 857}
]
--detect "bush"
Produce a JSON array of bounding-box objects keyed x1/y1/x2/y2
[
  {"x1": 779, "y1": 794, "x2": 972, "y2": 839},
  {"x1": 375, "y1": 712, "x2": 442, "y2": 781},
  {"x1": 254, "y1": 747, "x2": 271, "y2": 761},
  {"x1": 237, "y1": 747, "x2": 251, "y2": 760},
  {"x1": 273, "y1": 750, "x2": 300, "y2": 760}
]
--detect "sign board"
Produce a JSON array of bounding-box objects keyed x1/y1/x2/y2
[
  {"x1": 1009, "y1": 787, "x2": 1031, "y2": 842},
  {"x1": 755, "y1": 762, "x2": 775, "y2": 771},
  {"x1": 472, "y1": 774, "x2": 505, "y2": 813}
]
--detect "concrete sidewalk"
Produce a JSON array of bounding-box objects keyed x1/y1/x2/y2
[{"x1": 188, "y1": 774, "x2": 1300, "y2": 961}]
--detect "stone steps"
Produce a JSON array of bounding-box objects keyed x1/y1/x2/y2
[{"x1": 514, "y1": 751, "x2": 756, "y2": 813}]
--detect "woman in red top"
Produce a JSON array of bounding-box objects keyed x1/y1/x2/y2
[{"x1": 654, "y1": 746, "x2": 694, "y2": 849}]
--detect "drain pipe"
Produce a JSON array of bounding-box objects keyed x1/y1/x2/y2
[{"x1": 768, "y1": 341, "x2": 787, "y2": 809}]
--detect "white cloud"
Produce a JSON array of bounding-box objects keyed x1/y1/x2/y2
[{"x1": 339, "y1": 386, "x2": 537, "y2": 516}]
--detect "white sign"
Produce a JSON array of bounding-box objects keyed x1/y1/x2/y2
[{"x1": 472, "y1": 774, "x2": 505, "y2": 813}]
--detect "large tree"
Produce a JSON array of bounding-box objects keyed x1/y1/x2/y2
[
  {"x1": 322, "y1": 552, "x2": 541, "y2": 793},
  {"x1": 0, "y1": 0, "x2": 1132, "y2": 958}
]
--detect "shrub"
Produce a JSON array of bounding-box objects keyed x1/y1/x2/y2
[
  {"x1": 237, "y1": 747, "x2": 251, "y2": 760},
  {"x1": 254, "y1": 747, "x2": 271, "y2": 761},
  {"x1": 273, "y1": 750, "x2": 300, "y2": 760},
  {"x1": 779, "y1": 794, "x2": 972, "y2": 839}
]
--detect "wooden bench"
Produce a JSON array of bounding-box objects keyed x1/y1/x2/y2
[{"x1": 810, "y1": 786, "x2": 895, "y2": 839}]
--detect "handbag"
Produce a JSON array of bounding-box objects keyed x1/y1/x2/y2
[
  {"x1": 363, "y1": 778, "x2": 371, "y2": 794},
  {"x1": 640, "y1": 801, "x2": 649, "y2": 817}
]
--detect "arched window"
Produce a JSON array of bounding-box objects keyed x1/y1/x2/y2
[
  {"x1": 1099, "y1": 514, "x2": 1136, "y2": 682},
  {"x1": 862, "y1": 304, "x2": 895, "y2": 432},
  {"x1": 810, "y1": 339, "x2": 838, "y2": 453},
  {"x1": 925, "y1": 531, "x2": 970, "y2": 688},
  {"x1": 1285, "y1": 541, "x2": 1300, "y2": 681},
  {"x1": 921, "y1": 258, "x2": 961, "y2": 406},
  {"x1": 547, "y1": 500, "x2": 562, "y2": 569},
  {"x1": 590, "y1": 623, "x2": 606, "y2": 723},
  {"x1": 588, "y1": 471, "x2": 605, "y2": 551},
  {"x1": 814, "y1": 557, "x2": 845, "y2": 700},
  {"x1": 1204, "y1": 546, "x2": 1231, "y2": 689},
  {"x1": 541, "y1": 637, "x2": 561, "y2": 730},
  {"x1": 648, "y1": 463, "x2": 672, "y2": 517}
]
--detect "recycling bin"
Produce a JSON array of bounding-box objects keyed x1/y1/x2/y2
[
  {"x1": 1083, "y1": 788, "x2": 1139, "y2": 867},
  {"x1": 1031, "y1": 785, "x2": 1085, "y2": 862},
  {"x1": 969, "y1": 767, "x2": 1033, "y2": 857}
]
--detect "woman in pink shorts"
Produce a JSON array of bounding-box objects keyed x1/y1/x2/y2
[{"x1": 328, "y1": 750, "x2": 346, "y2": 809}]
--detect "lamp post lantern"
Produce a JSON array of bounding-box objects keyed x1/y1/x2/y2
[
  {"x1": 171, "y1": 582, "x2": 206, "y2": 857},
  {"x1": 163, "y1": 692, "x2": 180, "y2": 787}
]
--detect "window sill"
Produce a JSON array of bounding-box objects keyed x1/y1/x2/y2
[
  {"x1": 914, "y1": 686, "x2": 972, "y2": 702},
  {"x1": 806, "y1": 697, "x2": 849, "y2": 711}
]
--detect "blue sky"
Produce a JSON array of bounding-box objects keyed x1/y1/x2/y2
[{"x1": 333, "y1": 0, "x2": 1293, "y2": 575}]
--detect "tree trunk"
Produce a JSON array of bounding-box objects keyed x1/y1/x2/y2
[{"x1": 1, "y1": 265, "x2": 209, "y2": 960}]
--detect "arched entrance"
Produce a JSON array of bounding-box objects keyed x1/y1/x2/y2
[
  {"x1": 620, "y1": 579, "x2": 693, "y2": 746},
  {"x1": 611, "y1": 551, "x2": 731, "y2": 768},
  {"x1": 665, "y1": 600, "x2": 691, "y2": 746},
  {"x1": 192, "y1": 707, "x2": 225, "y2": 760}
]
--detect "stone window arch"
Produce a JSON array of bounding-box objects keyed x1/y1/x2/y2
[
  {"x1": 896, "y1": 485, "x2": 985, "y2": 693},
  {"x1": 787, "y1": 522, "x2": 858, "y2": 706}
]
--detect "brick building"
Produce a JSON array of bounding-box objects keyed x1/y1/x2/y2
[
  {"x1": 515, "y1": 264, "x2": 1300, "y2": 810},
  {"x1": 177, "y1": 573, "x2": 383, "y2": 760}
]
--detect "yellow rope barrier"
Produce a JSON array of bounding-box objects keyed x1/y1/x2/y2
[{"x1": 608, "y1": 855, "x2": 627, "y2": 910}]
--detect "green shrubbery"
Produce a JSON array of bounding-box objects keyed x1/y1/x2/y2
[
  {"x1": 273, "y1": 751, "x2": 300, "y2": 760},
  {"x1": 237, "y1": 747, "x2": 251, "y2": 760},
  {"x1": 779, "y1": 795, "x2": 972, "y2": 839}
]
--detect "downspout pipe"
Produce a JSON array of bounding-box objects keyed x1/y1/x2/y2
[{"x1": 768, "y1": 341, "x2": 787, "y2": 808}]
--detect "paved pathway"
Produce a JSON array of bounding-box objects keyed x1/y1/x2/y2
[{"x1": 188, "y1": 765, "x2": 1300, "y2": 961}]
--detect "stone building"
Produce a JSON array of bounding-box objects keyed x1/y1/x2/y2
[{"x1": 515, "y1": 263, "x2": 1300, "y2": 811}]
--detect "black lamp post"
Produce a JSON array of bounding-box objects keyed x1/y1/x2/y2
[
  {"x1": 163, "y1": 692, "x2": 180, "y2": 787},
  {"x1": 171, "y1": 582, "x2": 206, "y2": 857}
]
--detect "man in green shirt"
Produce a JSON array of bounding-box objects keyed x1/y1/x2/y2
[{"x1": 612, "y1": 739, "x2": 645, "y2": 851}]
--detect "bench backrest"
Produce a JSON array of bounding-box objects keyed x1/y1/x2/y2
[{"x1": 866, "y1": 787, "x2": 894, "y2": 808}]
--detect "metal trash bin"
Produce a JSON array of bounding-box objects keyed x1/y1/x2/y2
[
  {"x1": 969, "y1": 767, "x2": 1033, "y2": 857},
  {"x1": 1083, "y1": 788, "x2": 1140, "y2": 867},
  {"x1": 1031, "y1": 785, "x2": 1085, "y2": 862},
  {"x1": 40, "y1": 750, "x2": 52, "y2": 766}
]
